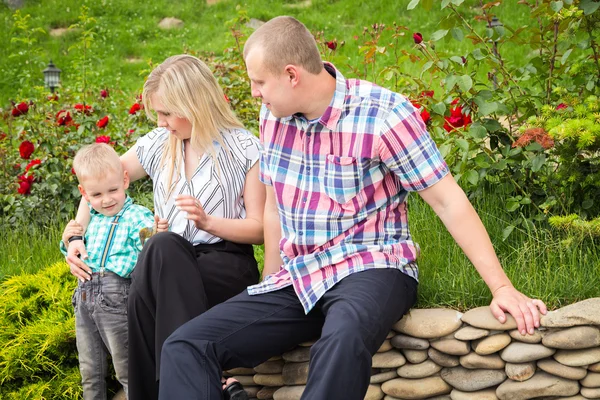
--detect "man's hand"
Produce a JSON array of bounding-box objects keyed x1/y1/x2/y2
[
  {"x1": 490, "y1": 285, "x2": 547, "y2": 336},
  {"x1": 66, "y1": 240, "x2": 92, "y2": 282}
]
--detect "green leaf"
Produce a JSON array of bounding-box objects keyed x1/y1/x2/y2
[
  {"x1": 432, "y1": 102, "x2": 446, "y2": 115},
  {"x1": 451, "y1": 27, "x2": 464, "y2": 42},
  {"x1": 531, "y1": 154, "x2": 546, "y2": 172},
  {"x1": 477, "y1": 101, "x2": 498, "y2": 116},
  {"x1": 502, "y1": 225, "x2": 515, "y2": 240},
  {"x1": 469, "y1": 123, "x2": 487, "y2": 139},
  {"x1": 445, "y1": 75, "x2": 457, "y2": 91},
  {"x1": 579, "y1": 0, "x2": 600, "y2": 14},
  {"x1": 407, "y1": 0, "x2": 421, "y2": 10},
  {"x1": 430, "y1": 29, "x2": 449, "y2": 42},
  {"x1": 421, "y1": 61, "x2": 434, "y2": 78},
  {"x1": 465, "y1": 169, "x2": 479, "y2": 185},
  {"x1": 582, "y1": 199, "x2": 594, "y2": 209},
  {"x1": 456, "y1": 138, "x2": 469, "y2": 152},
  {"x1": 472, "y1": 48, "x2": 486, "y2": 60},
  {"x1": 441, "y1": 0, "x2": 451, "y2": 8},
  {"x1": 457, "y1": 75, "x2": 473, "y2": 93},
  {"x1": 450, "y1": 56, "x2": 464, "y2": 64},
  {"x1": 451, "y1": 0, "x2": 465, "y2": 4},
  {"x1": 550, "y1": 1, "x2": 563, "y2": 12},
  {"x1": 506, "y1": 200, "x2": 520, "y2": 212},
  {"x1": 560, "y1": 48, "x2": 573, "y2": 65}
]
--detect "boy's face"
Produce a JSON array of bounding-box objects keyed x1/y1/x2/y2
[
  {"x1": 78, "y1": 169, "x2": 130, "y2": 217},
  {"x1": 246, "y1": 48, "x2": 297, "y2": 118}
]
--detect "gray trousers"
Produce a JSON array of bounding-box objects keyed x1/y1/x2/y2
[{"x1": 73, "y1": 271, "x2": 130, "y2": 400}]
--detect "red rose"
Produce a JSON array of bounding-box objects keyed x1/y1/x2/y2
[
  {"x1": 71, "y1": 167, "x2": 76, "y2": 175},
  {"x1": 420, "y1": 109, "x2": 431, "y2": 124},
  {"x1": 100, "y1": 89, "x2": 109, "y2": 98},
  {"x1": 25, "y1": 159, "x2": 41, "y2": 172},
  {"x1": 96, "y1": 116, "x2": 109, "y2": 128},
  {"x1": 443, "y1": 104, "x2": 472, "y2": 132},
  {"x1": 461, "y1": 56, "x2": 467, "y2": 65},
  {"x1": 556, "y1": 103, "x2": 567, "y2": 110},
  {"x1": 96, "y1": 135, "x2": 111, "y2": 144},
  {"x1": 56, "y1": 110, "x2": 73, "y2": 126},
  {"x1": 0, "y1": 132, "x2": 6, "y2": 141},
  {"x1": 17, "y1": 174, "x2": 35, "y2": 195},
  {"x1": 413, "y1": 32, "x2": 423, "y2": 44},
  {"x1": 129, "y1": 103, "x2": 142, "y2": 115},
  {"x1": 47, "y1": 93, "x2": 59, "y2": 101},
  {"x1": 326, "y1": 40, "x2": 337, "y2": 50},
  {"x1": 224, "y1": 94, "x2": 230, "y2": 103},
  {"x1": 420, "y1": 90, "x2": 434, "y2": 98},
  {"x1": 19, "y1": 140, "x2": 35, "y2": 159},
  {"x1": 74, "y1": 103, "x2": 93, "y2": 114},
  {"x1": 11, "y1": 102, "x2": 29, "y2": 117}
]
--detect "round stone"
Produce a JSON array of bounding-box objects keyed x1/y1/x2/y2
[
  {"x1": 440, "y1": 366, "x2": 507, "y2": 392},
  {"x1": 461, "y1": 306, "x2": 517, "y2": 331},
  {"x1": 495, "y1": 371, "x2": 579, "y2": 399},
  {"x1": 537, "y1": 358, "x2": 587, "y2": 380},
  {"x1": 500, "y1": 342, "x2": 555, "y2": 363},
  {"x1": 460, "y1": 352, "x2": 505, "y2": 370},
  {"x1": 454, "y1": 326, "x2": 490, "y2": 341},
  {"x1": 382, "y1": 376, "x2": 452, "y2": 399},
  {"x1": 472, "y1": 333, "x2": 511, "y2": 355},
  {"x1": 393, "y1": 308, "x2": 463, "y2": 339},
  {"x1": 504, "y1": 362, "x2": 536, "y2": 382}
]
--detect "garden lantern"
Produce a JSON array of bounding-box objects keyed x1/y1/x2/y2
[{"x1": 43, "y1": 60, "x2": 61, "y2": 93}]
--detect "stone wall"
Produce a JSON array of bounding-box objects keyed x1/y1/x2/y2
[{"x1": 224, "y1": 298, "x2": 600, "y2": 400}]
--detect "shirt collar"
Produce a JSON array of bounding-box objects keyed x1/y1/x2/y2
[
  {"x1": 89, "y1": 195, "x2": 133, "y2": 217},
  {"x1": 282, "y1": 62, "x2": 346, "y2": 130}
]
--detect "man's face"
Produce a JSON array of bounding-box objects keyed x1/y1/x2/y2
[{"x1": 245, "y1": 48, "x2": 296, "y2": 118}]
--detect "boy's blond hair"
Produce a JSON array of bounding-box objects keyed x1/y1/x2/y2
[
  {"x1": 73, "y1": 143, "x2": 123, "y2": 182},
  {"x1": 142, "y1": 54, "x2": 244, "y2": 196},
  {"x1": 243, "y1": 16, "x2": 323, "y2": 76}
]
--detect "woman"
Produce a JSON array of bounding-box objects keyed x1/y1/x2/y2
[{"x1": 63, "y1": 55, "x2": 264, "y2": 400}]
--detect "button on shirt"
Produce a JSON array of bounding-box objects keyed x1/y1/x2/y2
[
  {"x1": 60, "y1": 196, "x2": 155, "y2": 278},
  {"x1": 247, "y1": 63, "x2": 449, "y2": 313}
]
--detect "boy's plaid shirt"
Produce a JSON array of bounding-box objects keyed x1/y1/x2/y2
[
  {"x1": 60, "y1": 196, "x2": 154, "y2": 278},
  {"x1": 247, "y1": 63, "x2": 449, "y2": 313}
]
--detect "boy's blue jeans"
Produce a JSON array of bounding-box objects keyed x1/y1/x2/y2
[{"x1": 72, "y1": 271, "x2": 130, "y2": 400}]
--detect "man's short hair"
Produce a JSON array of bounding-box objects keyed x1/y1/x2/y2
[{"x1": 244, "y1": 16, "x2": 323, "y2": 75}]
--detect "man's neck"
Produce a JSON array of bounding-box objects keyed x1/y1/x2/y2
[{"x1": 302, "y1": 68, "x2": 337, "y2": 121}]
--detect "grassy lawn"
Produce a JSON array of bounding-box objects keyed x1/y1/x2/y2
[
  {"x1": 1, "y1": 0, "x2": 534, "y2": 105},
  {"x1": 2, "y1": 190, "x2": 598, "y2": 310}
]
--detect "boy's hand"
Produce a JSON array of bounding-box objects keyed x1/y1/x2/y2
[
  {"x1": 490, "y1": 285, "x2": 547, "y2": 336},
  {"x1": 62, "y1": 220, "x2": 84, "y2": 247},
  {"x1": 66, "y1": 240, "x2": 92, "y2": 283},
  {"x1": 154, "y1": 214, "x2": 169, "y2": 233}
]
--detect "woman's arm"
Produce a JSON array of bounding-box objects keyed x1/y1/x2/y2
[
  {"x1": 262, "y1": 185, "x2": 283, "y2": 279},
  {"x1": 174, "y1": 163, "x2": 266, "y2": 244}
]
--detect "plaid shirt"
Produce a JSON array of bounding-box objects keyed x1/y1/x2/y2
[
  {"x1": 247, "y1": 63, "x2": 449, "y2": 313},
  {"x1": 60, "y1": 196, "x2": 154, "y2": 278}
]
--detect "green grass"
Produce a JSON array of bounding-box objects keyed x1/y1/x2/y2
[
  {"x1": 2, "y1": 191, "x2": 598, "y2": 310},
  {"x1": 0, "y1": 0, "x2": 535, "y2": 105}
]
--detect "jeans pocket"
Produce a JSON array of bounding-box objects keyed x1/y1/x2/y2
[
  {"x1": 322, "y1": 154, "x2": 364, "y2": 204},
  {"x1": 99, "y1": 282, "x2": 129, "y2": 315},
  {"x1": 71, "y1": 288, "x2": 79, "y2": 313}
]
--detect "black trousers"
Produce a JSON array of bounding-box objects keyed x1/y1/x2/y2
[
  {"x1": 159, "y1": 268, "x2": 418, "y2": 400},
  {"x1": 127, "y1": 232, "x2": 259, "y2": 400}
]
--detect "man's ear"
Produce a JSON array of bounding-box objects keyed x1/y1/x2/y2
[
  {"x1": 123, "y1": 170, "x2": 130, "y2": 190},
  {"x1": 284, "y1": 65, "x2": 300, "y2": 87},
  {"x1": 78, "y1": 184, "x2": 89, "y2": 202}
]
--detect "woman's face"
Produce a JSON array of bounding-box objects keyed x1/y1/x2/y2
[{"x1": 151, "y1": 93, "x2": 193, "y2": 140}]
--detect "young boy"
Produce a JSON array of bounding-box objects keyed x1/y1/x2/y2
[{"x1": 60, "y1": 143, "x2": 164, "y2": 400}]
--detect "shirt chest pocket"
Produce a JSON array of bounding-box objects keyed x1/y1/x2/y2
[{"x1": 322, "y1": 154, "x2": 366, "y2": 205}]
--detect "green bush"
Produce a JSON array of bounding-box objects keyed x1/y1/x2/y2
[{"x1": 0, "y1": 262, "x2": 81, "y2": 399}]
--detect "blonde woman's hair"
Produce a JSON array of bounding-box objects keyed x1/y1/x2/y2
[
  {"x1": 73, "y1": 143, "x2": 123, "y2": 182},
  {"x1": 142, "y1": 54, "x2": 244, "y2": 195},
  {"x1": 243, "y1": 16, "x2": 323, "y2": 76}
]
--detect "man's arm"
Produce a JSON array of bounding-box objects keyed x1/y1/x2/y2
[
  {"x1": 262, "y1": 185, "x2": 283, "y2": 280},
  {"x1": 417, "y1": 174, "x2": 547, "y2": 335}
]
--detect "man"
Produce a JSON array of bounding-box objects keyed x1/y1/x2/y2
[{"x1": 158, "y1": 16, "x2": 546, "y2": 400}]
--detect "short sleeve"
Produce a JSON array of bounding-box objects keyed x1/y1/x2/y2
[
  {"x1": 134, "y1": 128, "x2": 169, "y2": 180},
  {"x1": 378, "y1": 100, "x2": 449, "y2": 191}
]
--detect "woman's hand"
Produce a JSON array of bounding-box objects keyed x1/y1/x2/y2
[
  {"x1": 175, "y1": 195, "x2": 213, "y2": 231},
  {"x1": 62, "y1": 220, "x2": 84, "y2": 247},
  {"x1": 66, "y1": 240, "x2": 92, "y2": 282}
]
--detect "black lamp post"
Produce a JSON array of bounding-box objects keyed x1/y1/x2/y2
[
  {"x1": 488, "y1": 17, "x2": 503, "y2": 89},
  {"x1": 43, "y1": 60, "x2": 61, "y2": 93}
]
